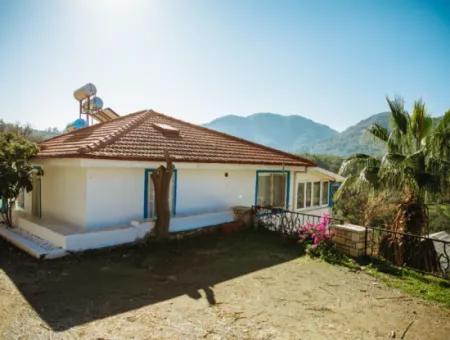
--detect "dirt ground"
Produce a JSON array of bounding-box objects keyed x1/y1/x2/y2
[{"x1": 0, "y1": 229, "x2": 449, "y2": 340}]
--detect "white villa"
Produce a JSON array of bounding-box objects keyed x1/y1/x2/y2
[{"x1": 1, "y1": 109, "x2": 343, "y2": 258}]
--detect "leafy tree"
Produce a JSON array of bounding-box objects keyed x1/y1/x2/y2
[
  {"x1": 335, "y1": 97, "x2": 450, "y2": 271},
  {"x1": 0, "y1": 132, "x2": 39, "y2": 226},
  {"x1": 0, "y1": 119, "x2": 61, "y2": 142}
]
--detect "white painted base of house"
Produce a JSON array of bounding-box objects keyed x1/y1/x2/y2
[
  {"x1": 2, "y1": 210, "x2": 235, "y2": 259},
  {"x1": 0, "y1": 224, "x2": 67, "y2": 259}
]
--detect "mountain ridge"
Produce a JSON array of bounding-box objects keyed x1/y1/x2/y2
[
  {"x1": 204, "y1": 112, "x2": 339, "y2": 153},
  {"x1": 204, "y1": 112, "x2": 391, "y2": 156}
]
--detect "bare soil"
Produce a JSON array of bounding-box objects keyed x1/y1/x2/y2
[{"x1": 0, "y1": 229, "x2": 449, "y2": 339}]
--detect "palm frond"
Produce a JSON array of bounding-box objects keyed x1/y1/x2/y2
[
  {"x1": 338, "y1": 154, "x2": 379, "y2": 177},
  {"x1": 405, "y1": 150, "x2": 426, "y2": 174},
  {"x1": 334, "y1": 175, "x2": 358, "y2": 201},
  {"x1": 367, "y1": 123, "x2": 389, "y2": 143},
  {"x1": 410, "y1": 99, "x2": 432, "y2": 150},
  {"x1": 387, "y1": 128, "x2": 402, "y2": 153},
  {"x1": 386, "y1": 96, "x2": 409, "y2": 135},
  {"x1": 436, "y1": 109, "x2": 450, "y2": 131},
  {"x1": 359, "y1": 165, "x2": 380, "y2": 189},
  {"x1": 426, "y1": 111, "x2": 450, "y2": 160},
  {"x1": 379, "y1": 153, "x2": 408, "y2": 190}
]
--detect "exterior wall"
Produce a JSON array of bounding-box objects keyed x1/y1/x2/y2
[
  {"x1": 85, "y1": 167, "x2": 144, "y2": 229},
  {"x1": 40, "y1": 165, "x2": 87, "y2": 227},
  {"x1": 176, "y1": 168, "x2": 255, "y2": 215},
  {"x1": 17, "y1": 158, "x2": 340, "y2": 232}
]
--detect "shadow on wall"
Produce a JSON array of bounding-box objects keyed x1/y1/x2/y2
[{"x1": 0, "y1": 229, "x2": 299, "y2": 331}]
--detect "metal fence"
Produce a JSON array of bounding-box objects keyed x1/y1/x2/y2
[
  {"x1": 365, "y1": 226, "x2": 450, "y2": 279},
  {"x1": 252, "y1": 206, "x2": 450, "y2": 279},
  {"x1": 252, "y1": 206, "x2": 342, "y2": 237}
]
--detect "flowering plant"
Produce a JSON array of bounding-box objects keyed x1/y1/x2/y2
[{"x1": 298, "y1": 214, "x2": 335, "y2": 257}]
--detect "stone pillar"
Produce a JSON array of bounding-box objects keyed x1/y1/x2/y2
[
  {"x1": 232, "y1": 206, "x2": 253, "y2": 228},
  {"x1": 330, "y1": 224, "x2": 367, "y2": 257}
]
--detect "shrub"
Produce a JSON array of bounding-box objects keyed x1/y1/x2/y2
[{"x1": 298, "y1": 214, "x2": 336, "y2": 258}]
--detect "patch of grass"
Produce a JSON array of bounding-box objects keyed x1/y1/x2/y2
[
  {"x1": 319, "y1": 251, "x2": 450, "y2": 308},
  {"x1": 363, "y1": 261, "x2": 450, "y2": 308}
]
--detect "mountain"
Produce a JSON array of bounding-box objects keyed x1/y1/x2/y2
[
  {"x1": 299, "y1": 112, "x2": 390, "y2": 156},
  {"x1": 204, "y1": 113, "x2": 339, "y2": 152},
  {"x1": 204, "y1": 112, "x2": 391, "y2": 157}
]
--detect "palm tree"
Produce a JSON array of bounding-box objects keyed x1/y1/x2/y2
[{"x1": 336, "y1": 97, "x2": 450, "y2": 270}]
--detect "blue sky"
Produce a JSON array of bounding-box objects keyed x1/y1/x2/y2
[{"x1": 0, "y1": 0, "x2": 449, "y2": 131}]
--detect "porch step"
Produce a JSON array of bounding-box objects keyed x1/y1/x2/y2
[
  {"x1": 16, "y1": 216, "x2": 67, "y2": 248},
  {"x1": 0, "y1": 224, "x2": 67, "y2": 259}
]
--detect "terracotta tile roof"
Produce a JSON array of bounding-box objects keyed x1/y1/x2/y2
[{"x1": 37, "y1": 110, "x2": 315, "y2": 166}]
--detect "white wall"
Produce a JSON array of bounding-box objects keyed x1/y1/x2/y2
[
  {"x1": 19, "y1": 159, "x2": 340, "y2": 232},
  {"x1": 41, "y1": 166, "x2": 87, "y2": 227},
  {"x1": 176, "y1": 168, "x2": 255, "y2": 215},
  {"x1": 85, "y1": 167, "x2": 144, "y2": 229},
  {"x1": 85, "y1": 167, "x2": 256, "y2": 228}
]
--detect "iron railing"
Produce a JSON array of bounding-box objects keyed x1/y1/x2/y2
[
  {"x1": 252, "y1": 206, "x2": 450, "y2": 279},
  {"x1": 365, "y1": 226, "x2": 450, "y2": 279},
  {"x1": 252, "y1": 206, "x2": 342, "y2": 237}
]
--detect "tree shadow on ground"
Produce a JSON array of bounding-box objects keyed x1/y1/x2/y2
[{"x1": 0, "y1": 229, "x2": 300, "y2": 331}]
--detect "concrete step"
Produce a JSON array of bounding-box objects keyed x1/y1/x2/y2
[
  {"x1": 16, "y1": 216, "x2": 66, "y2": 248},
  {"x1": 0, "y1": 224, "x2": 67, "y2": 259}
]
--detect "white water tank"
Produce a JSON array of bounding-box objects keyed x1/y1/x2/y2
[{"x1": 73, "y1": 83, "x2": 97, "y2": 101}]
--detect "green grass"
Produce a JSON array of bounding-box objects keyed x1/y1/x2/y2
[
  {"x1": 362, "y1": 261, "x2": 450, "y2": 308},
  {"x1": 319, "y1": 250, "x2": 450, "y2": 308}
]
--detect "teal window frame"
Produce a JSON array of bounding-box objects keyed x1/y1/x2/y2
[
  {"x1": 144, "y1": 168, "x2": 177, "y2": 218},
  {"x1": 254, "y1": 170, "x2": 290, "y2": 209}
]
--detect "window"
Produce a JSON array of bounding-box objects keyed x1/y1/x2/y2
[
  {"x1": 321, "y1": 182, "x2": 329, "y2": 206},
  {"x1": 256, "y1": 171, "x2": 288, "y2": 208},
  {"x1": 296, "y1": 183, "x2": 305, "y2": 209},
  {"x1": 296, "y1": 180, "x2": 329, "y2": 210},
  {"x1": 305, "y1": 182, "x2": 312, "y2": 207},
  {"x1": 144, "y1": 169, "x2": 177, "y2": 218},
  {"x1": 17, "y1": 189, "x2": 25, "y2": 209},
  {"x1": 313, "y1": 182, "x2": 320, "y2": 206}
]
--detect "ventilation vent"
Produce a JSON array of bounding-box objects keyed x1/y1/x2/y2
[{"x1": 152, "y1": 123, "x2": 180, "y2": 136}]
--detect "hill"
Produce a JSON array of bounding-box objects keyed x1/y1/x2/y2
[
  {"x1": 204, "y1": 112, "x2": 391, "y2": 156},
  {"x1": 204, "y1": 113, "x2": 338, "y2": 152},
  {"x1": 298, "y1": 112, "x2": 390, "y2": 156}
]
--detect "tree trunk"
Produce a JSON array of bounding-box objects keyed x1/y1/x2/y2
[
  {"x1": 1, "y1": 199, "x2": 13, "y2": 227},
  {"x1": 379, "y1": 190, "x2": 439, "y2": 272},
  {"x1": 150, "y1": 151, "x2": 174, "y2": 239}
]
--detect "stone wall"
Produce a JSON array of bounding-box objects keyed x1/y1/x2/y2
[{"x1": 331, "y1": 224, "x2": 367, "y2": 257}]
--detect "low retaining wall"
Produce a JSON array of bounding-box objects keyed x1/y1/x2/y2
[{"x1": 331, "y1": 224, "x2": 367, "y2": 257}]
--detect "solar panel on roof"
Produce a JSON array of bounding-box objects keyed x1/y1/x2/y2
[{"x1": 92, "y1": 108, "x2": 120, "y2": 123}]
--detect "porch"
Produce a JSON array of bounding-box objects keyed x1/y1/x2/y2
[{"x1": 0, "y1": 209, "x2": 236, "y2": 259}]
